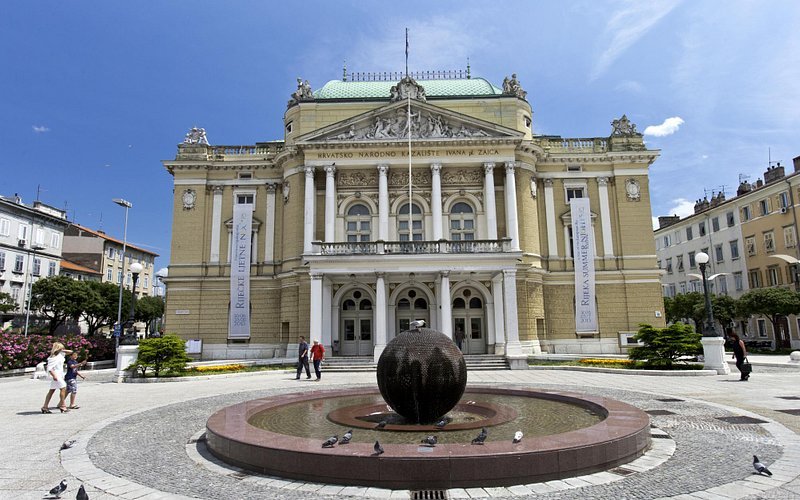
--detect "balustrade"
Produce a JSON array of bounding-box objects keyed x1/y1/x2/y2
[{"x1": 311, "y1": 239, "x2": 511, "y2": 256}]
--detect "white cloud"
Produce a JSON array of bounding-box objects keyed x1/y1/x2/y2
[
  {"x1": 590, "y1": 0, "x2": 682, "y2": 81},
  {"x1": 615, "y1": 80, "x2": 644, "y2": 93},
  {"x1": 644, "y1": 116, "x2": 684, "y2": 136},
  {"x1": 32, "y1": 125, "x2": 50, "y2": 133},
  {"x1": 665, "y1": 198, "x2": 695, "y2": 218}
]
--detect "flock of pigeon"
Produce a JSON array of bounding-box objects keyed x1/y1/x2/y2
[
  {"x1": 319, "y1": 426, "x2": 525, "y2": 453},
  {"x1": 45, "y1": 480, "x2": 88, "y2": 499}
]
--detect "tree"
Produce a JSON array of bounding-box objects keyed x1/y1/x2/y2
[
  {"x1": 135, "y1": 296, "x2": 164, "y2": 336},
  {"x1": 664, "y1": 292, "x2": 705, "y2": 329},
  {"x1": 0, "y1": 292, "x2": 15, "y2": 314},
  {"x1": 711, "y1": 294, "x2": 738, "y2": 334},
  {"x1": 79, "y1": 281, "x2": 131, "y2": 335},
  {"x1": 29, "y1": 276, "x2": 84, "y2": 334},
  {"x1": 628, "y1": 323, "x2": 702, "y2": 368},
  {"x1": 738, "y1": 288, "x2": 800, "y2": 349},
  {"x1": 130, "y1": 335, "x2": 191, "y2": 377}
]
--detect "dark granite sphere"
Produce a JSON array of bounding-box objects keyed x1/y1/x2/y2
[{"x1": 376, "y1": 327, "x2": 467, "y2": 424}]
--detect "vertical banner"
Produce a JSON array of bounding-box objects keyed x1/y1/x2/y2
[
  {"x1": 229, "y1": 203, "x2": 252, "y2": 339},
  {"x1": 570, "y1": 197, "x2": 598, "y2": 332}
]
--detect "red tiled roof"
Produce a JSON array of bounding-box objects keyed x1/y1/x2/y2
[
  {"x1": 69, "y1": 224, "x2": 159, "y2": 256},
  {"x1": 60, "y1": 259, "x2": 102, "y2": 275}
]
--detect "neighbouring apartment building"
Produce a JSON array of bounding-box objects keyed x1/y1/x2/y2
[
  {"x1": 62, "y1": 224, "x2": 158, "y2": 298},
  {"x1": 655, "y1": 156, "x2": 800, "y2": 349},
  {"x1": 0, "y1": 195, "x2": 69, "y2": 326},
  {"x1": 163, "y1": 69, "x2": 665, "y2": 363}
]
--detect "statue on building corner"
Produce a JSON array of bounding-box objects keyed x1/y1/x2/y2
[
  {"x1": 183, "y1": 127, "x2": 209, "y2": 145},
  {"x1": 611, "y1": 115, "x2": 641, "y2": 137},
  {"x1": 502, "y1": 73, "x2": 527, "y2": 99},
  {"x1": 288, "y1": 78, "x2": 314, "y2": 107},
  {"x1": 389, "y1": 75, "x2": 427, "y2": 103},
  {"x1": 283, "y1": 181, "x2": 290, "y2": 204}
]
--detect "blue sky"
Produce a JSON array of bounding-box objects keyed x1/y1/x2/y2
[{"x1": 3, "y1": 1, "x2": 798, "y2": 274}]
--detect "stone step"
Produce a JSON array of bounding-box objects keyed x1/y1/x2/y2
[{"x1": 321, "y1": 355, "x2": 509, "y2": 372}]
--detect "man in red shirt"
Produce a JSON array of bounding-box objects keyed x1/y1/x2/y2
[{"x1": 310, "y1": 340, "x2": 325, "y2": 381}]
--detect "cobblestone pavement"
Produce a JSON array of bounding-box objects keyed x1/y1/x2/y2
[{"x1": 3, "y1": 361, "x2": 800, "y2": 499}]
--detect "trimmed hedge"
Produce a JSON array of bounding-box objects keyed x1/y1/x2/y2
[{"x1": 0, "y1": 333, "x2": 115, "y2": 371}]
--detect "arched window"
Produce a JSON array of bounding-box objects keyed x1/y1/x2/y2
[
  {"x1": 346, "y1": 204, "x2": 371, "y2": 242},
  {"x1": 398, "y1": 203, "x2": 423, "y2": 241},
  {"x1": 450, "y1": 202, "x2": 475, "y2": 241}
]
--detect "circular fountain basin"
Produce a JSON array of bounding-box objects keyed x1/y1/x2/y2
[{"x1": 206, "y1": 387, "x2": 651, "y2": 489}]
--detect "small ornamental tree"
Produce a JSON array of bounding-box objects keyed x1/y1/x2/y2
[
  {"x1": 135, "y1": 296, "x2": 164, "y2": 336},
  {"x1": 130, "y1": 334, "x2": 191, "y2": 377},
  {"x1": 737, "y1": 287, "x2": 800, "y2": 349},
  {"x1": 628, "y1": 323, "x2": 702, "y2": 368},
  {"x1": 0, "y1": 292, "x2": 16, "y2": 314}
]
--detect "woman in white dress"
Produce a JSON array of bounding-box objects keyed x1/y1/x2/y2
[{"x1": 41, "y1": 342, "x2": 73, "y2": 413}]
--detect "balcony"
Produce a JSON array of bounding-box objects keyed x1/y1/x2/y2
[{"x1": 312, "y1": 238, "x2": 513, "y2": 256}]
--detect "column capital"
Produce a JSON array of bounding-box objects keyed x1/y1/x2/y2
[
  {"x1": 484, "y1": 162, "x2": 495, "y2": 174},
  {"x1": 502, "y1": 268, "x2": 516, "y2": 279},
  {"x1": 377, "y1": 164, "x2": 389, "y2": 175},
  {"x1": 543, "y1": 178, "x2": 554, "y2": 188},
  {"x1": 324, "y1": 164, "x2": 337, "y2": 176},
  {"x1": 211, "y1": 185, "x2": 224, "y2": 195},
  {"x1": 430, "y1": 162, "x2": 442, "y2": 174},
  {"x1": 265, "y1": 183, "x2": 278, "y2": 192},
  {"x1": 375, "y1": 271, "x2": 386, "y2": 279},
  {"x1": 310, "y1": 272, "x2": 324, "y2": 281},
  {"x1": 304, "y1": 165, "x2": 315, "y2": 177},
  {"x1": 597, "y1": 176, "x2": 610, "y2": 186},
  {"x1": 440, "y1": 270, "x2": 450, "y2": 278},
  {"x1": 504, "y1": 161, "x2": 517, "y2": 173}
]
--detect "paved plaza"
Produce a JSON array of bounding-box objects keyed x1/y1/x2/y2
[{"x1": 3, "y1": 357, "x2": 800, "y2": 499}]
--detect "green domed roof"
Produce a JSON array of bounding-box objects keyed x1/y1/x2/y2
[{"x1": 313, "y1": 78, "x2": 503, "y2": 100}]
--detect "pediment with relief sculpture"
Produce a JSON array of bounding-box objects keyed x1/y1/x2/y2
[{"x1": 296, "y1": 100, "x2": 524, "y2": 144}]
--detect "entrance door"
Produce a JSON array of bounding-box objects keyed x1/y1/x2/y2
[
  {"x1": 340, "y1": 290, "x2": 373, "y2": 356},
  {"x1": 452, "y1": 289, "x2": 486, "y2": 354},
  {"x1": 396, "y1": 288, "x2": 430, "y2": 333}
]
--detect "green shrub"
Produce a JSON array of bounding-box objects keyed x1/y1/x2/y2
[
  {"x1": 129, "y1": 334, "x2": 191, "y2": 377},
  {"x1": 628, "y1": 323, "x2": 702, "y2": 368}
]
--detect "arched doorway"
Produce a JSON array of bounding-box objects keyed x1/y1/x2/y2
[
  {"x1": 452, "y1": 288, "x2": 486, "y2": 354},
  {"x1": 340, "y1": 289, "x2": 373, "y2": 356},
  {"x1": 396, "y1": 288, "x2": 430, "y2": 333}
]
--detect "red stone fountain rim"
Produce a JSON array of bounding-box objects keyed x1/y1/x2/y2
[{"x1": 205, "y1": 386, "x2": 650, "y2": 489}]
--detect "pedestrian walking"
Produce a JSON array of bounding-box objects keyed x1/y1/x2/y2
[
  {"x1": 41, "y1": 342, "x2": 73, "y2": 413},
  {"x1": 729, "y1": 333, "x2": 749, "y2": 381},
  {"x1": 310, "y1": 340, "x2": 325, "y2": 381},
  {"x1": 296, "y1": 336, "x2": 311, "y2": 379},
  {"x1": 65, "y1": 352, "x2": 87, "y2": 409}
]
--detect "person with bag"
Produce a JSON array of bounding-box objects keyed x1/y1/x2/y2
[
  {"x1": 295, "y1": 336, "x2": 311, "y2": 380},
  {"x1": 729, "y1": 333, "x2": 750, "y2": 381}
]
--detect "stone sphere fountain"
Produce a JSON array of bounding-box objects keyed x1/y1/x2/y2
[{"x1": 377, "y1": 327, "x2": 467, "y2": 423}]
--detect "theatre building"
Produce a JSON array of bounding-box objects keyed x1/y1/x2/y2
[{"x1": 162, "y1": 70, "x2": 665, "y2": 365}]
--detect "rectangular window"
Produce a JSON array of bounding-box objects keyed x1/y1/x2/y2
[
  {"x1": 784, "y1": 226, "x2": 797, "y2": 248},
  {"x1": 749, "y1": 269, "x2": 761, "y2": 288},
  {"x1": 126, "y1": 272, "x2": 131, "y2": 285},
  {"x1": 144, "y1": 277, "x2": 149, "y2": 289},
  {"x1": 760, "y1": 199, "x2": 770, "y2": 216},
  {"x1": 712, "y1": 217, "x2": 720, "y2": 232},
  {"x1": 0, "y1": 218, "x2": 9, "y2": 236},
  {"x1": 666, "y1": 257, "x2": 673, "y2": 274},
  {"x1": 565, "y1": 187, "x2": 585, "y2": 201},
  {"x1": 679, "y1": 281, "x2": 687, "y2": 294},
  {"x1": 688, "y1": 251, "x2": 696, "y2": 269},
  {"x1": 730, "y1": 240, "x2": 740, "y2": 260},
  {"x1": 668, "y1": 284, "x2": 676, "y2": 297},
  {"x1": 714, "y1": 244, "x2": 724, "y2": 263},
  {"x1": 48, "y1": 261, "x2": 56, "y2": 276},
  {"x1": 662, "y1": 234, "x2": 671, "y2": 247},
  {"x1": 757, "y1": 319, "x2": 767, "y2": 337},
  {"x1": 11, "y1": 285, "x2": 21, "y2": 301},
  {"x1": 767, "y1": 266, "x2": 781, "y2": 286},
  {"x1": 107, "y1": 268, "x2": 113, "y2": 281},
  {"x1": 0, "y1": 251, "x2": 4, "y2": 270},
  {"x1": 741, "y1": 206, "x2": 751, "y2": 222},
  {"x1": 733, "y1": 271, "x2": 744, "y2": 291},
  {"x1": 18, "y1": 224, "x2": 29, "y2": 241},
  {"x1": 108, "y1": 247, "x2": 115, "y2": 260},
  {"x1": 764, "y1": 231, "x2": 775, "y2": 253},
  {"x1": 14, "y1": 255, "x2": 24, "y2": 273},
  {"x1": 34, "y1": 228, "x2": 45, "y2": 246},
  {"x1": 726, "y1": 211, "x2": 735, "y2": 227},
  {"x1": 117, "y1": 270, "x2": 122, "y2": 284},
  {"x1": 32, "y1": 258, "x2": 41, "y2": 276},
  {"x1": 780, "y1": 192, "x2": 790, "y2": 209},
  {"x1": 718, "y1": 276, "x2": 728, "y2": 295},
  {"x1": 50, "y1": 233, "x2": 60, "y2": 248},
  {"x1": 699, "y1": 221, "x2": 706, "y2": 237},
  {"x1": 238, "y1": 172, "x2": 253, "y2": 179},
  {"x1": 237, "y1": 194, "x2": 254, "y2": 204},
  {"x1": 686, "y1": 226, "x2": 693, "y2": 241},
  {"x1": 677, "y1": 255, "x2": 684, "y2": 272},
  {"x1": 745, "y1": 236, "x2": 756, "y2": 256}
]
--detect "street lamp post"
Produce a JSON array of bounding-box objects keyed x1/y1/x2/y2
[
  {"x1": 695, "y1": 251, "x2": 730, "y2": 374},
  {"x1": 121, "y1": 262, "x2": 143, "y2": 345},
  {"x1": 112, "y1": 198, "x2": 132, "y2": 349},
  {"x1": 22, "y1": 243, "x2": 47, "y2": 336}
]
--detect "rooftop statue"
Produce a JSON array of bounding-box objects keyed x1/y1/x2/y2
[
  {"x1": 502, "y1": 73, "x2": 527, "y2": 99},
  {"x1": 182, "y1": 127, "x2": 209, "y2": 145},
  {"x1": 288, "y1": 78, "x2": 314, "y2": 107},
  {"x1": 389, "y1": 75, "x2": 427, "y2": 103},
  {"x1": 610, "y1": 114, "x2": 641, "y2": 137}
]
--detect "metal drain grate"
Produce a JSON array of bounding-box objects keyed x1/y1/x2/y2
[
  {"x1": 776, "y1": 409, "x2": 800, "y2": 416},
  {"x1": 716, "y1": 416, "x2": 769, "y2": 424},
  {"x1": 656, "y1": 398, "x2": 684, "y2": 402},
  {"x1": 609, "y1": 467, "x2": 636, "y2": 476},
  {"x1": 646, "y1": 409, "x2": 676, "y2": 415},
  {"x1": 411, "y1": 490, "x2": 448, "y2": 500},
  {"x1": 651, "y1": 434, "x2": 671, "y2": 439}
]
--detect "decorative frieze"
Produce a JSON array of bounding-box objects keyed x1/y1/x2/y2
[{"x1": 441, "y1": 168, "x2": 482, "y2": 185}]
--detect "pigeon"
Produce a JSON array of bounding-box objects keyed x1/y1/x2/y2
[
  {"x1": 471, "y1": 427, "x2": 488, "y2": 445},
  {"x1": 753, "y1": 455, "x2": 772, "y2": 476},
  {"x1": 321, "y1": 435, "x2": 338, "y2": 448},
  {"x1": 60, "y1": 439, "x2": 77, "y2": 450},
  {"x1": 513, "y1": 431, "x2": 523, "y2": 444},
  {"x1": 375, "y1": 419, "x2": 388, "y2": 429},
  {"x1": 47, "y1": 480, "x2": 67, "y2": 498},
  {"x1": 373, "y1": 440, "x2": 384, "y2": 455},
  {"x1": 76, "y1": 484, "x2": 89, "y2": 500},
  {"x1": 410, "y1": 320, "x2": 425, "y2": 329},
  {"x1": 434, "y1": 416, "x2": 451, "y2": 428},
  {"x1": 421, "y1": 435, "x2": 437, "y2": 447},
  {"x1": 340, "y1": 429, "x2": 353, "y2": 444}
]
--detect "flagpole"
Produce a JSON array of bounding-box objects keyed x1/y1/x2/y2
[{"x1": 405, "y1": 28, "x2": 412, "y2": 243}]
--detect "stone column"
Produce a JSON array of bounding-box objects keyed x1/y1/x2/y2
[
  {"x1": 597, "y1": 177, "x2": 614, "y2": 258},
  {"x1": 374, "y1": 272, "x2": 387, "y2": 360},
  {"x1": 431, "y1": 163, "x2": 443, "y2": 240},
  {"x1": 504, "y1": 162, "x2": 520, "y2": 251},
  {"x1": 544, "y1": 179, "x2": 558, "y2": 257},
  {"x1": 492, "y1": 274, "x2": 506, "y2": 355},
  {"x1": 322, "y1": 278, "x2": 332, "y2": 351},
  {"x1": 209, "y1": 186, "x2": 224, "y2": 263},
  {"x1": 439, "y1": 271, "x2": 452, "y2": 338},
  {"x1": 324, "y1": 164, "x2": 337, "y2": 242},
  {"x1": 310, "y1": 272, "x2": 323, "y2": 343},
  {"x1": 484, "y1": 162, "x2": 498, "y2": 239},
  {"x1": 503, "y1": 269, "x2": 525, "y2": 366},
  {"x1": 303, "y1": 166, "x2": 315, "y2": 254},
  {"x1": 378, "y1": 164, "x2": 389, "y2": 241},
  {"x1": 264, "y1": 183, "x2": 277, "y2": 263}
]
